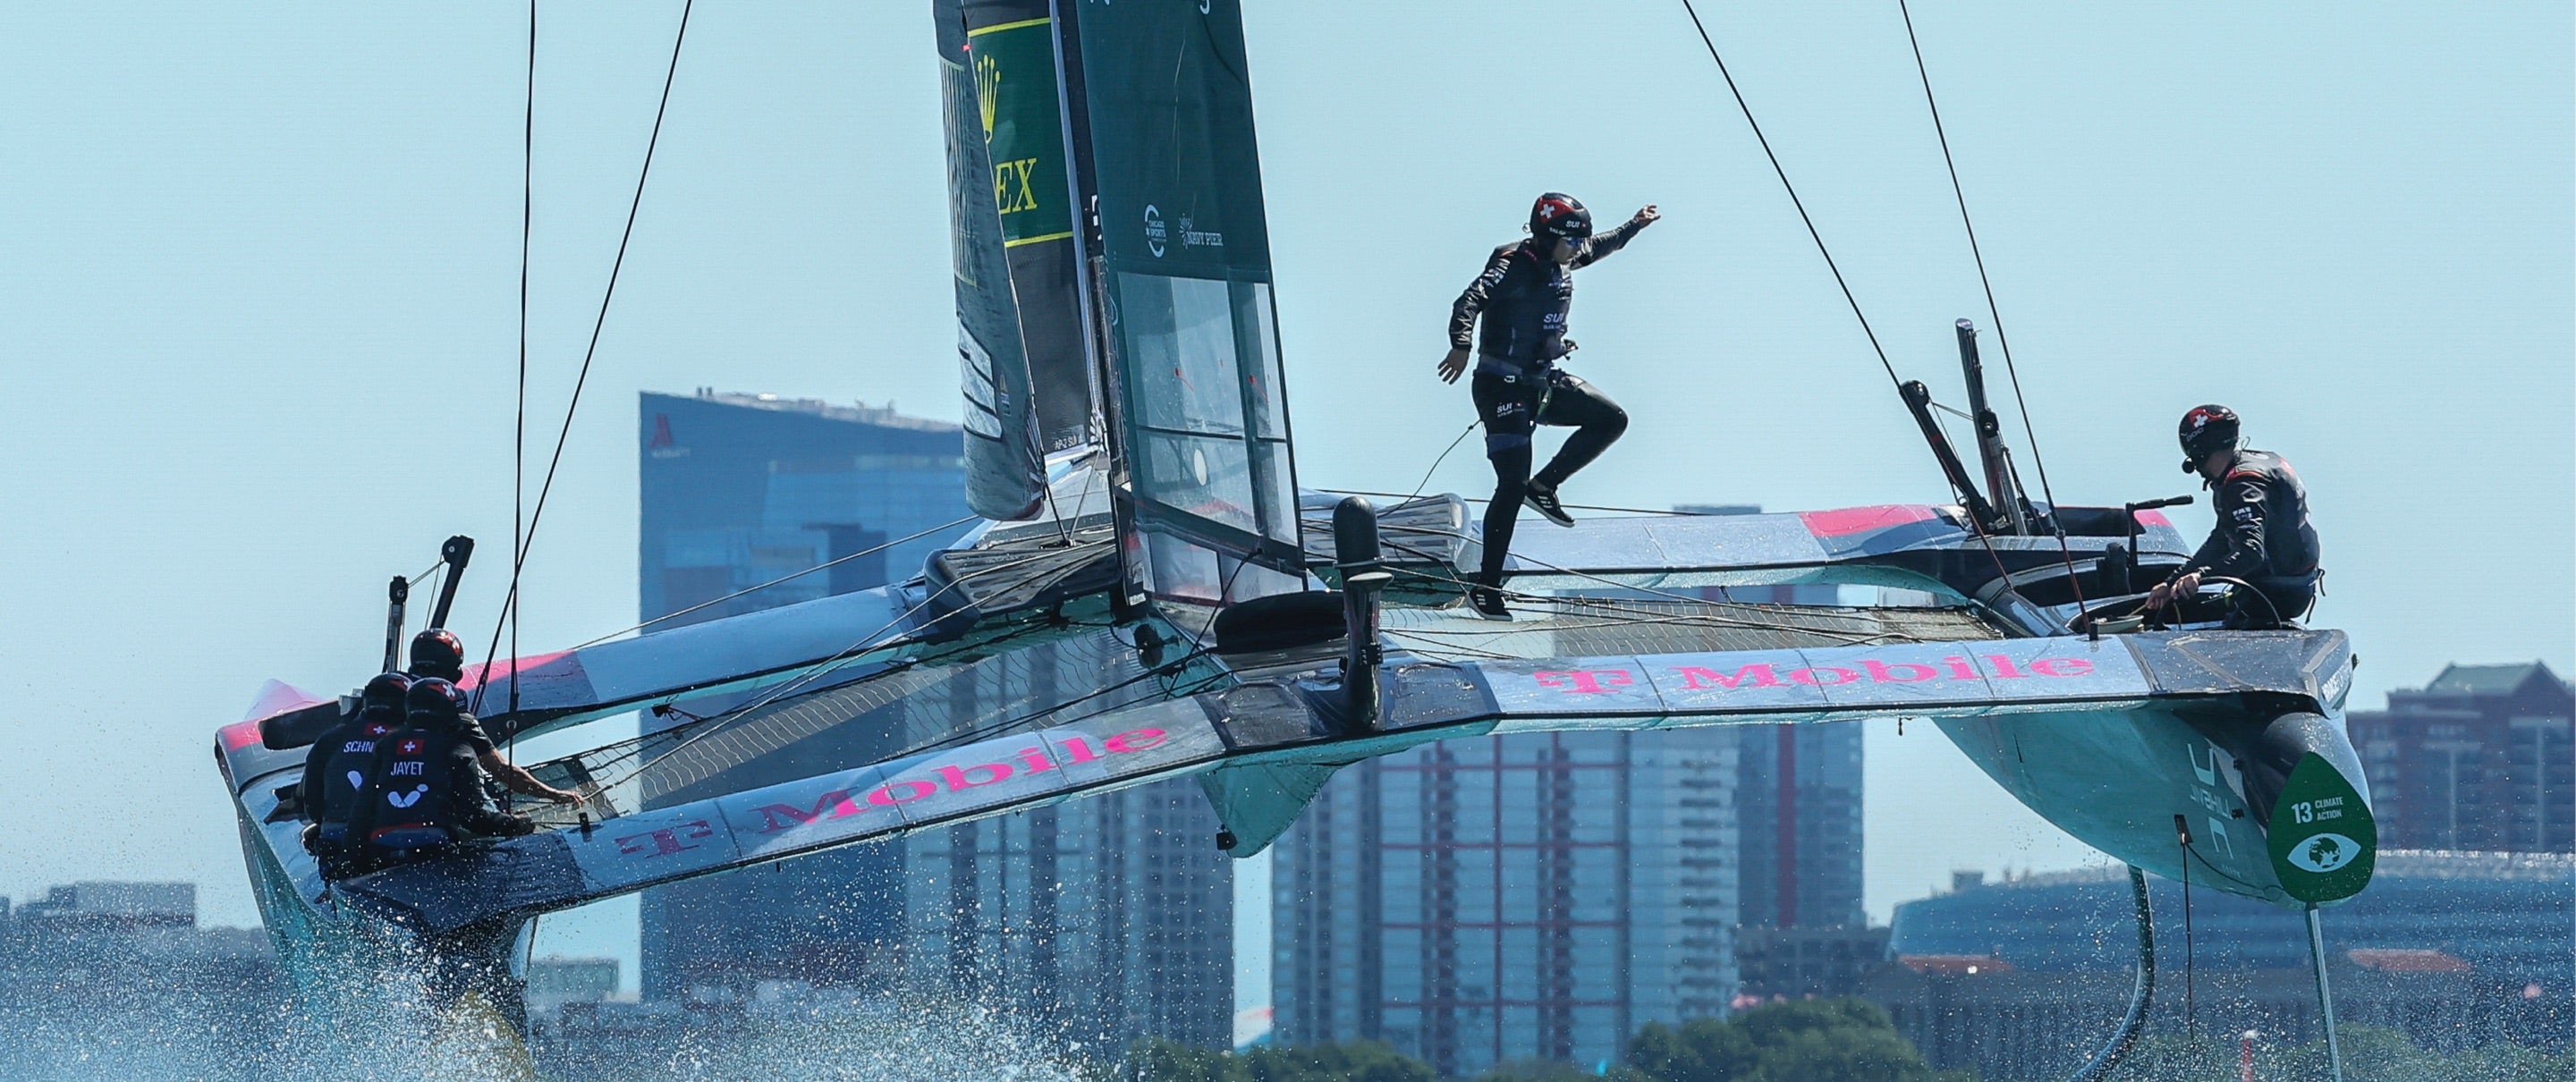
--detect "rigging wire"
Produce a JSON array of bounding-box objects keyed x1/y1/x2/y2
[
  {"x1": 589, "y1": 545, "x2": 1084, "y2": 790},
  {"x1": 1671, "y1": 0, "x2": 2026, "y2": 601},
  {"x1": 1895, "y1": 0, "x2": 2089, "y2": 613},
  {"x1": 504, "y1": 0, "x2": 537, "y2": 748},
  {"x1": 474, "y1": 0, "x2": 695, "y2": 715},
  {"x1": 1674, "y1": 0, "x2": 1901, "y2": 392},
  {"x1": 558, "y1": 514, "x2": 979, "y2": 652}
]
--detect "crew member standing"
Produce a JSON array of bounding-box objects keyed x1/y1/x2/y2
[
  {"x1": 2145, "y1": 404, "x2": 2323, "y2": 628},
  {"x1": 1439, "y1": 193, "x2": 1659, "y2": 619}
]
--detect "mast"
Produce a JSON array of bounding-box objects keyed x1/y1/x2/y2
[{"x1": 1955, "y1": 318, "x2": 2029, "y2": 534}]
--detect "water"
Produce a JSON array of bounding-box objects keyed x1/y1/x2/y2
[{"x1": 4, "y1": 985, "x2": 1100, "y2": 1082}]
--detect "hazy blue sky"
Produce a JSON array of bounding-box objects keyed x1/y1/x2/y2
[{"x1": 3, "y1": 3, "x2": 2566, "y2": 999}]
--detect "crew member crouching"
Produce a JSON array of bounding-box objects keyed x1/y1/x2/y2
[
  {"x1": 405, "y1": 629, "x2": 580, "y2": 806},
  {"x1": 299, "y1": 671, "x2": 410, "y2": 880},
  {"x1": 2145, "y1": 404, "x2": 2323, "y2": 629},
  {"x1": 354, "y1": 678, "x2": 538, "y2": 866}
]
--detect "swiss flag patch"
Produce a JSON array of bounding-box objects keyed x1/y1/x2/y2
[{"x1": 396, "y1": 738, "x2": 426, "y2": 755}]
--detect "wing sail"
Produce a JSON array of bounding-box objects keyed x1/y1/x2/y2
[
  {"x1": 1055, "y1": 0, "x2": 1303, "y2": 603},
  {"x1": 936, "y1": 0, "x2": 1046, "y2": 520}
]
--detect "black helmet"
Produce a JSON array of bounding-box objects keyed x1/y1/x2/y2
[
  {"x1": 405, "y1": 677, "x2": 468, "y2": 723},
  {"x1": 409, "y1": 629, "x2": 465, "y2": 681},
  {"x1": 1530, "y1": 192, "x2": 1592, "y2": 242},
  {"x1": 360, "y1": 672, "x2": 414, "y2": 711},
  {"x1": 2177, "y1": 404, "x2": 2240, "y2": 472}
]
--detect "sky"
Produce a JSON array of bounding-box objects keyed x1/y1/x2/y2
[{"x1": 2, "y1": 2, "x2": 2567, "y2": 1002}]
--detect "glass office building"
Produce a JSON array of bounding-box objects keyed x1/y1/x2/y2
[
  {"x1": 638, "y1": 390, "x2": 977, "y2": 1000},
  {"x1": 1271, "y1": 729, "x2": 1741, "y2": 1078},
  {"x1": 636, "y1": 390, "x2": 1232, "y2": 1048}
]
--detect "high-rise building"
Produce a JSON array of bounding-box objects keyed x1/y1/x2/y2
[
  {"x1": 2346, "y1": 663, "x2": 2572, "y2": 853},
  {"x1": 635, "y1": 389, "x2": 1233, "y2": 1047},
  {"x1": 901, "y1": 783, "x2": 1234, "y2": 1049},
  {"x1": 1733, "y1": 723, "x2": 1866, "y2": 932},
  {"x1": 1271, "y1": 729, "x2": 1740, "y2": 1078},
  {"x1": 639, "y1": 390, "x2": 978, "y2": 1001},
  {"x1": 1670, "y1": 506, "x2": 1869, "y2": 934}
]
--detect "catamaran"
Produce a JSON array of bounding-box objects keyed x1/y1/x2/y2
[{"x1": 214, "y1": 4, "x2": 2373, "y2": 1078}]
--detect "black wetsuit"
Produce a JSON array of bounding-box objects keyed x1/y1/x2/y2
[
  {"x1": 2172, "y1": 448, "x2": 2323, "y2": 627},
  {"x1": 299, "y1": 706, "x2": 402, "y2": 878},
  {"x1": 1449, "y1": 220, "x2": 1647, "y2": 586},
  {"x1": 352, "y1": 716, "x2": 533, "y2": 864}
]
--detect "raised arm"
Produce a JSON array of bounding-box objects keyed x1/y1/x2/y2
[
  {"x1": 2183, "y1": 471, "x2": 2275, "y2": 582},
  {"x1": 1572, "y1": 205, "x2": 1659, "y2": 268}
]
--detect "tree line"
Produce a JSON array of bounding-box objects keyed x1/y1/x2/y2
[{"x1": 1113, "y1": 998, "x2": 1974, "y2": 1082}]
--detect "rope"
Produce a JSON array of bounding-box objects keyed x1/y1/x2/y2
[
  {"x1": 561, "y1": 630, "x2": 1020, "y2": 787},
  {"x1": 1405, "y1": 419, "x2": 1482, "y2": 505},
  {"x1": 1896, "y1": 0, "x2": 2089, "y2": 613},
  {"x1": 590, "y1": 545, "x2": 1079, "y2": 790},
  {"x1": 474, "y1": 0, "x2": 694, "y2": 714}
]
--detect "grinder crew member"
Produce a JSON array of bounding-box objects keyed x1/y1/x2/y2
[
  {"x1": 353, "y1": 678, "x2": 538, "y2": 865},
  {"x1": 405, "y1": 629, "x2": 580, "y2": 806},
  {"x1": 1439, "y1": 193, "x2": 1659, "y2": 619},
  {"x1": 299, "y1": 671, "x2": 411, "y2": 880},
  {"x1": 2145, "y1": 404, "x2": 2323, "y2": 628}
]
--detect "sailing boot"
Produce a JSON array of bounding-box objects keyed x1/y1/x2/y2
[
  {"x1": 1468, "y1": 577, "x2": 1514, "y2": 621},
  {"x1": 1523, "y1": 479, "x2": 1576, "y2": 528}
]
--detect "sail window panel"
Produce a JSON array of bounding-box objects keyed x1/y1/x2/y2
[
  {"x1": 1239, "y1": 283, "x2": 1291, "y2": 441},
  {"x1": 1121, "y1": 272, "x2": 1247, "y2": 436},
  {"x1": 1137, "y1": 431, "x2": 1258, "y2": 536},
  {"x1": 1138, "y1": 520, "x2": 1305, "y2": 604},
  {"x1": 1140, "y1": 526, "x2": 1226, "y2": 604}
]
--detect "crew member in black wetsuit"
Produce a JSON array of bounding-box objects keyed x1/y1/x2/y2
[
  {"x1": 405, "y1": 629, "x2": 580, "y2": 807},
  {"x1": 354, "y1": 678, "x2": 538, "y2": 866},
  {"x1": 299, "y1": 671, "x2": 411, "y2": 880},
  {"x1": 1439, "y1": 192, "x2": 1659, "y2": 619},
  {"x1": 2145, "y1": 404, "x2": 2323, "y2": 628}
]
